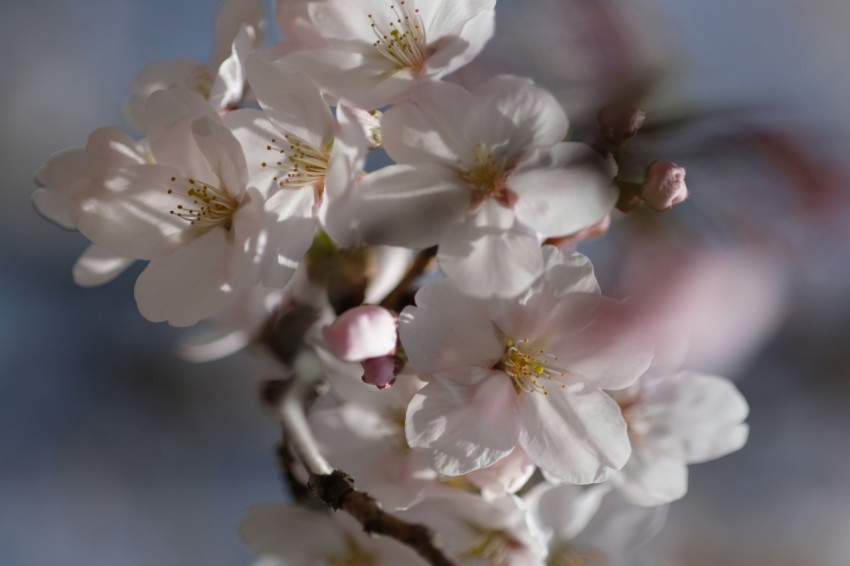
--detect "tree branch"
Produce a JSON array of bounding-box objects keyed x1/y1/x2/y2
[
  {"x1": 268, "y1": 351, "x2": 456, "y2": 566},
  {"x1": 379, "y1": 246, "x2": 437, "y2": 312}
]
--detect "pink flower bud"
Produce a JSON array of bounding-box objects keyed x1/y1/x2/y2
[
  {"x1": 642, "y1": 161, "x2": 688, "y2": 211},
  {"x1": 322, "y1": 305, "x2": 397, "y2": 362},
  {"x1": 361, "y1": 355, "x2": 403, "y2": 389}
]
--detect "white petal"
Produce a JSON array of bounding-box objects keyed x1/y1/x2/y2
[
  {"x1": 465, "y1": 75, "x2": 568, "y2": 161},
  {"x1": 190, "y1": 116, "x2": 248, "y2": 196},
  {"x1": 525, "y1": 483, "x2": 607, "y2": 542},
  {"x1": 209, "y1": 23, "x2": 255, "y2": 110},
  {"x1": 223, "y1": 108, "x2": 281, "y2": 198},
  {"x1": 76, "y1": 164, "x2": 191, "y2": 260},
  {"x1": 511, "y1": 143, "x2": 617, "y2": 238},
  {"x1": 399, "y1": 278, "x2": 503, "y2": 375},
  {"x1": 438, "y1": 202, "x2": 544, "y2": 298},
  {"x1": 383, "y1": 81, "x2": 476, "y2": 166},
  {"x1": 213, "y1": 0, "x2": 264, "y2": 66},
  {"x1": 405, "y1": 369, "x2": 521, "y2": 475},
  {"x1": 518, "y1": 387, "x2": 631, "y2": 484},
  {"x1": 177, "y1": 327, "x2": 251, "y2": 363},
  {"x1": 350, "y1": 164, "x2": 469, "y2": 248},
  {"x1": 575, "y1": 491, "x2": 668, "y2": 557},
  {"x1": 612, "y1": 450, "x2": 689, "y2": 507},
  {"x1": 425, "y1": 7, "x2": 496, "y2": 77},
  {"x1": 281, "y1": 46, "x2": 415, "y2": 109},
  {"x1": 544, "y1": 295, "x2": 653, "y2": 391},
  {"x1": 240, "y1": 504, "x2": 347, "y2": 562},
  {"x1": 465, "y1": 445, "x2": 535, "y2": 495},
  {"x1": 247, "y1": 54, "x2": 335, "y2": 149},
  {"x1": 421, "y1": 0, "x2": 496, "y2": 39},
  {"x1": 32, "y1": 188, "x2": 75, "y2": 229},
  {"x1": 134, "y1": 228, "x2": 231, "y2": 327},
  {"x1": 73, "y1": 245, "x2": 134, "y2": 287},
  {"x1": 124, "y1": 59, "x2": 210, "y2": 131},
  {"x1": 228, "y1": 186, "x2": 316, "y2": 288}
]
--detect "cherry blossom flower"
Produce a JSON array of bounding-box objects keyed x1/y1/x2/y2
[
  {"x1": 124, "y1": 0, "x2": 264, "y2": 130},
  {"x1": 525, "y1": 483, "x2": 667, "y2": 566},
  {"x1": 73, "y1": 90, "x2": 316, "y2": 326},
  {"x1": 401, "y1": 247, "x2": 654, "y2": 483},
  {"x1": 609, "y1": 369, "x2": 750, "y2": 506},
  {"x1": 33, "y1": 127, "x2": 146, "y2": 286},
  {"x1": 241, "y1": 504, "x2": 424, "y2": 565},
  {"x1": 400, "y1": 488, "x2": 548, "y2": 566},
  {"x1": 278, "y1": 0, "x2": 497, "y2": 108},
  {"x1": 347, "y1": 77, "x2": 617, "y2": 297}
]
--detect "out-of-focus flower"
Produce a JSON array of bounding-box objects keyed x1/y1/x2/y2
[
  {"x1": 609, "y1": 369, "x2": 749, "y2": 506},
  {"x1": 349, "y1": 77, "x2": 617, "y2": 297},
  {"x1": 526, "y1": 483, "x2": 667, "y2": 566},
  {"x1": 401, "y1": 247, "x2": 653, "y2": 483},
  {"x1": 125, "y1": 0, "x2": 264, "y2": 129},
  {"x1": 322, "y1": 305, "x2": 397, "y2": 362},
  {"x1": 278, "y1": 0, "x2": 497, "y2": 108},
  {"x1": 400, "y1": 488, "x2": 548, "y2": 565},
  {"x1": 242, "y1": 504, "x2": 424, "y2": 565},
  {"x1": 641, "y1": 161, "x2": 688, "y2": 211}
]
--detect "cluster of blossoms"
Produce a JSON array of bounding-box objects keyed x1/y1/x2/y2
[{"x1": 35, "y1": 0, "x2": 748, "y2": 564}]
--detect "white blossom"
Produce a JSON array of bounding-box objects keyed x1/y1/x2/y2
[
  {"x1": 346, "y1": 77, "x2": 617, "y2": 297},
  {"x1": 278, "y1": 0, "x2": 497, "y2": 108},
  {"x1": 401, "y1": 247, "x2": 653, "y2": 483}
]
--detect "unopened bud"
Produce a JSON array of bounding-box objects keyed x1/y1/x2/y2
[
  {"x1": 642, "y1": 161, "x2": 688, "y2": 211},
  {"x1": 598, "y1": 104, "x2": 646, "y2": 145},
  {"x1": 361, "y1": 355, "x2": 404, "y2": 389},
  {"x1": 322, "y1": 305, "x2": 397, "y2": 362}
]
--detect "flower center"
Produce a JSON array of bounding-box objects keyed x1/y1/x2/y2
[
  {"x1": 368, "y1": 1, "x2": 428, "y2": 71},
  {"x1": 547, "y1": 544, "x2": 607, "y2": 566},
  {"x1": 463, "y1": 527, "x2": 524, "y2": 566},
  {"x1": 500, "y1": 338, "x2": 564, "y2": 396},
  {"x1": 263, "y1": 134, "x2": 331, "y2": 190},
  {"x1": 190, "y1": 65, "x2": 215, "y2": 100},
  {"x1": 167, "y1": 176, "x2": 238, "y2": 230},
  {"x1": 460, "y1": 144, "x2": 517, "y2": 208}
]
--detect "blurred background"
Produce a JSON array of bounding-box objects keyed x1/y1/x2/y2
[{"x1": 2, "y1": 0, "x2": 849, "y2": 564}]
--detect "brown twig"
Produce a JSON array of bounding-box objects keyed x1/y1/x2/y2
[
  {"x1": 268, "y1": 351, "x2": 456, "y2": 566},
  {"x1": 379, "y1": 246, "x2": 437, "y2": 312}
]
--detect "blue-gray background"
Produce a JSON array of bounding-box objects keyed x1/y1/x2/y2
[{"x1": 2, "y1": 1, "x2": 849, "y2": 564}]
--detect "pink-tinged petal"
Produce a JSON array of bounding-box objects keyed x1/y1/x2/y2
[
  {"x1": 518, "y1": 387, "x2": 631, "y2": 484},
  {"x1": 228, "y1": 186, "x2": 316, "y2": 288},
  {"x1": 438, "y1": 202, "x2": 544, "y2": 299},
  {"x1": 511, "y1": 144, "x2": 617, "y2": 238},
  {"x1": 72, "y1": 245, "x2": 134, "y2": 287},
  {"x1": 240, "y1": 504, "x2": 348, "y2": 562},
  {"x1": 247, "y1": 54, "x2": 335, "y2": 148},
  {"x1": 360, "y1": 355, "x2": 401, "y2": 389},
  {"x1": 406, "y1": 369, "x2": 521, "y2": 475},
  {"x1": 212, "y1": 0, "x2": 264, "y2": 67},
  {"x1": 384, "y1": 80, "x2": 476, "y2": 166},
  {"x1": 124, "y1": 59, "x2": 211, "y2": 131},
  {"x1": 399, "y1": 279, "x2": 503, "y2": 374},
  {"x1": 425, "y1": 8, "x2": 496, "y2": 77},
  {"x1": 32, "y1": 188, "x2": 75, "y2": 229},
  {"x1": 190, "y1": 117, "x2": 248, "y2": 197},
  {"x1": 545, "y1": 295, "x2": 653, "y2": 391},
  {"x1": 465, "y1": 76, "x2": 568, "y2": 160},
  {"x1": 612, "y1": 450, "x2": 688, "y2": 507},
  {"x1": 34, "y1": 146, "x2": 87, "y2": 192},
  {"x1": 305, "y1": 0, "x2": 377, "y2": 42},
  {"x1": 134, "y1": 228, "x2": 232, "y2": 327},
  {"x1": 322, "y1": 305, "x2": 397, "y2": 362},
  {"x1": 76, "y1": 164, "x2": 192, "y2": 260},
  {"x1": 281, "y1": 46, "x2": 415, "y2": 109},
  {"x1": 223, "y1": 108, "x2": 281, "y2": 198},
  {"x1": 350, "y1": 164, "x2": 469, "y2": 248}
]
